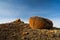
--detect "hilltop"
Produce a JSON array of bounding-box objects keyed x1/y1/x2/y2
[{"x1": 0, "y1": 18, "x2": 60, "y2": 40}]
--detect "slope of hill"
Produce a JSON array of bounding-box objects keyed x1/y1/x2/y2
[{"x1": 0, "y1": 19, "x2": 60, "y2": 40}]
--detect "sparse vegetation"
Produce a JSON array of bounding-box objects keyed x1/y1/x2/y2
[{"x1": 0, "y1": 17, "x2": 60, "y2": 40}]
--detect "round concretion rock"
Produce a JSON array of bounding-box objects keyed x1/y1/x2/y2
[{"x1": 29, "y1": 16, "x2": 53, "y2": 29}]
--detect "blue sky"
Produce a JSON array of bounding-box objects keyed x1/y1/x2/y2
[{"x1": 0, "y1": 0, "x2": 60, "y2": 27}]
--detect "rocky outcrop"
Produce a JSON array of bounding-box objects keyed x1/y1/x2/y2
[
  {"x1": 12, "y1": 18, "x2": 24, "y2": 25},
  {"x1": 12, "y1": 18, "x2": 21, "y2": 24},
  {"x1": 0, "y1": 16, "x2": 60, "y2": 40},
  {"x1": 29, "y1": 16, "x2": 53, "y2": 29}
]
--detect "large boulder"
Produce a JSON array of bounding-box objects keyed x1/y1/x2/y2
[{"x1": 29, "y1": 16, "x2": 53, "y2": 29}]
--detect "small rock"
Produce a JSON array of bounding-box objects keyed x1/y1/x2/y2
[
  {"x1": 22, "y1": 32, "x2": 29, "y2": 36},
  {"x1": 13, "y1": 18, "x2": 21, "y2": 23}
]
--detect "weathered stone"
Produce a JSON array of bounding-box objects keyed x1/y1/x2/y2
[
  {"x1": 12, "y1": 18, "x2": 24, "y2": 25},
  {"x1": 13, "y1": 18, "x2": 21, "y2": 23},
  {"x1": 29, "y1": 16, "x2": 53, "y2": 29}
]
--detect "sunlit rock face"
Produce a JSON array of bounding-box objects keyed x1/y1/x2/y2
[
  {"x1": 13, "y1": 18, "x2": 21, "y2": 23},
  {"x1": 12, "y1": 18, "x2": 24, "y2": 25},
  {"x1": 29, "y1": 16, "x2": 53, "y2": 29}
]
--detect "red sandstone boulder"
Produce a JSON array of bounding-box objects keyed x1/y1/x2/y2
[{"x1": 29, "y1": 16, "x2": 53, "y2": 29}]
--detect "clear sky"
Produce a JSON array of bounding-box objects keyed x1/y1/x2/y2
[{"x1": 0, "y1": 0, "x2": 60, "y2": 28}]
